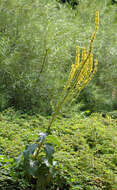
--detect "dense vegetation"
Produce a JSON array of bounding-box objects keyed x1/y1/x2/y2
[
  {"x1": 0, "y1": 0, "x2": 116, "y2": 114},
  {"x1": 0, "y1": 108, "x2": 117, "y2": 190},
  {"x1": 0, "y1": 0, "x2": 117, "y2": 189}
]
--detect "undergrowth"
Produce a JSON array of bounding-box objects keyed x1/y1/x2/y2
[{"x1": 0, "y1": 108, "x2": 117, "y2": 189}]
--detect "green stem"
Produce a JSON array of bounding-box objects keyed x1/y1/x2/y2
[
  {"x1": 33, "y1": 141, "x2": 43, "y2": 160},
  {"x1": 47, "y1": 88, "x2": 71, "y2": 133}
]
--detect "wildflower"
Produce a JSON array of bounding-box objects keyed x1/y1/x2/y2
[
  {"x1": 96, "y1": 11, "x2": 99, "y2": 30},
  {"x1": 47, "y1": 11, "x2": 99, "y2": 132}
]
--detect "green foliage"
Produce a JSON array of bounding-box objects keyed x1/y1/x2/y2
[
  {"x1": 0, "y1": 0, "x2": 116, "y2": 113},
  {"x1": 0, "y1": 108, "x2": 117, "y2": 189},
  {"x1": 0, "y1": 0, "x2": 117, "y2": 189},
  {"x1": 13, "y1": 133, "x2": 60, "y2": 190},
  {"x1": 0, "y1": 0, "x2": 64, "y2": 113},
  {"x1": 0, "y1": 0, "x2": 117, "y2": 188}
]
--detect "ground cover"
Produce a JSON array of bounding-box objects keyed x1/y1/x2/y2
[{"x1": 0, "y1": 108, "x2": 117, "y2": 189}]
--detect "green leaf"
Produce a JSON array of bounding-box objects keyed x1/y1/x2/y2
[
  {"x1": 46, "y1": 135, "x2": 60, "y2": 147},
  {"x1": 23, "y1": 143, "x2": 38, "y2": 159},
  {"x1": 44, "y1": 143, "x2": 54, "y2": 163},
  {"x1": 28, "y1": 160, "x2": 39, "y2": 177}
]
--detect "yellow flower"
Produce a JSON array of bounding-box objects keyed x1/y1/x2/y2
[
  {"x1": 81, "y1": 47, "x2": 87, "y2": 62},
  {"x1": 96, "y1": 11, "x2": 99, "y2": 30}
]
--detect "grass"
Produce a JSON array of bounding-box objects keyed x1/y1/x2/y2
[{"x1": 0, "y1": 108, "x2": 117, "y2": 189}]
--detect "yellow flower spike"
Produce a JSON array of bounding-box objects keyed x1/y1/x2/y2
[
  {"x1": 93, "y1": 59, "x2": 98, "y2": 73},
  {"x1": 81, "y1": 47, "x2": 86, "y2": 62},
  {"x1": 95, "y1": 59, "x2": 98, "y2": 66},
  {"x1": 87, "y1": 53, "x2": 93, "y2": 77},
  {"x1": 75, "y1": 46, "x2": 80, "y2": 66},
  {"x1": 69, "y1": 64, "x2": 76, "y2": 81},
  {"x1": 66, "y1": 63, "x2": 76, "y2": 89},
  {"x1": 96, "y1": 11, "x2": 99, "y2": 30},
  {"x1": 88, "y1": 12, "x2": 99, "y2": 53},
  {"x1": 89, "y1": 53, "x2": 93, "y2": 67},
  {"x1": 90, "y1": 32, "x2": 96, "y2": 47}
]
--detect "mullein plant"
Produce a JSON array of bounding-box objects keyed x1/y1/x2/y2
[
  {"x1": 33, "y1": 10, "x2": 99, "y2": 162},
  {"x1": 47, "y1": 11, "x2": 99, "y2": 133},
  {"x1": 17, "y1": 12, "x2": 99, "y2": 190}
]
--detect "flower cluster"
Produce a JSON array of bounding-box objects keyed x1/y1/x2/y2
[{"x1": 66, "y1": 11, "x2": 99, "y2": 94}]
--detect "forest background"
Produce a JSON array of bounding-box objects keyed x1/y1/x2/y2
[{"x1": 0, "y1": 0, "x2": 117, "y2": 190}]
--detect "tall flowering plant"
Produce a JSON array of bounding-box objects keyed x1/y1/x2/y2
[
  {"x1": 16, "y1": 12, "x2": 99, "y2": 190},
  {"x1": 47, "y1": 11, "x2": 99, "y2": 133}
]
